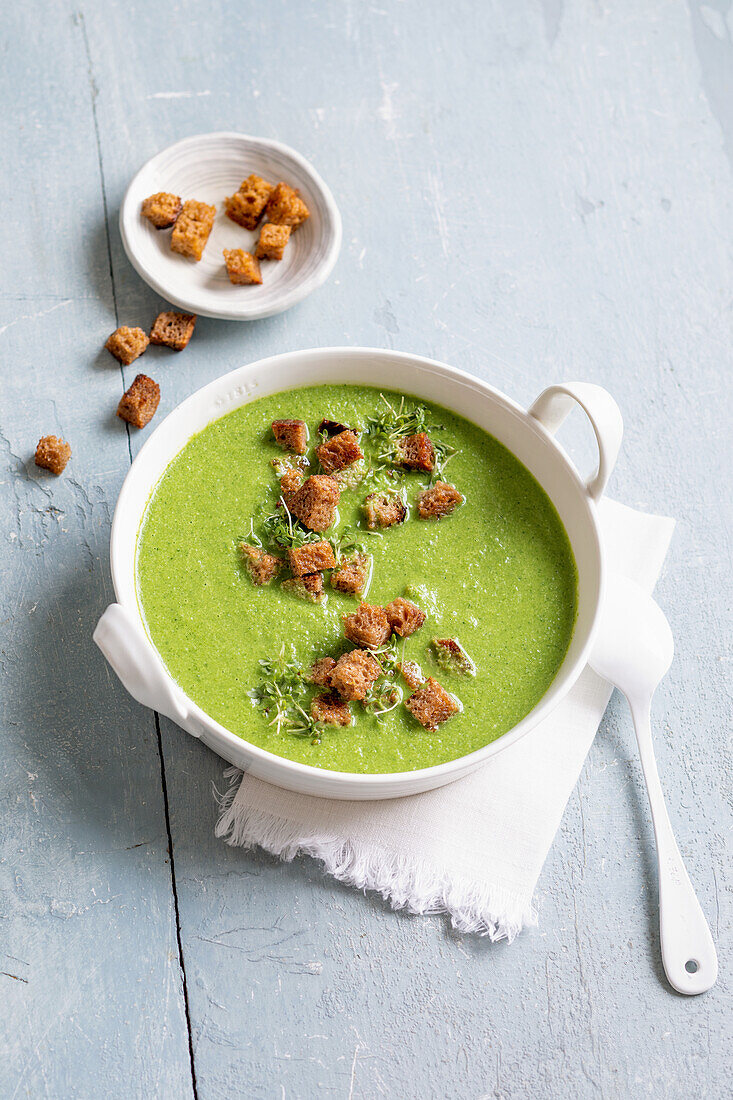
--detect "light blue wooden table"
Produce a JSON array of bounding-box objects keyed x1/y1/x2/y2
[{"x1": 1, "y1": 2, "x2": 730, "y2": 1096}]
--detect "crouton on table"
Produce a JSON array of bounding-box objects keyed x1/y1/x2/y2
[
  {"x1": 416, "y1": 481, "x2": 464, "y2": 519},
  {"x1": 385, "y1": 597, "x2": 426, "y2": 637},
  {"x1": 287, "y1": 540, "x2": 336, "y2": 577},
  {"x1": 405, "y1": 677, "x2": 460, "y2": 731},
  {"x1": 171, "y1": 200, "x2": 216, "y2": 261},
  {"x1": 35, "y1": 435, "x2": 71, "y2": 475},
  {"x1": 265, "y1": 182, "x2": 310, "y2": 229},
  {"x1": 224, "y1": 175, "x2": 274, "y2": 230},
  {"x1": 117, "y1": 374, "x2": 160, "y2": 429},
  {"x1": 395, "y1": 432, "x2": 435, "y2": 472},
  {"x1": 307, "y1": 657, "x2": 337, "y2": 687},
  {"x1": 432, "y1": 638, "x2": 476, "y2": 675},
  {"x1": 311, "y1": 692, "x2": 352, "y2": 726},
  {"x1": 364, "y1": 490, "x2": 407, "y2": 529},
  {"x1": 141, "y1": 192, "x2": 182, "y2": 229},
  {"x1": 105, "y1": 326, "x2": 149, "y2": 365},
  {"x1": 255, "y1": 223, "x2": 291, "y2": 261},
  {"x1": 316, "y1": 430, "x2": 363, "y2": 474},
  {"x1": 288, "y1": 475, "x2": 340, "y2": 532},
  {"x1": 343, "y1": 603, "x2": 391, "y2": 649},
  {"x1": 223, "y1": 249, "x2": 262, "y2": 285},
  {"x1": 272, "y1": 419, "x2": 308, "y2": 455},
  {"x1": 331, "y1": 553, "x2": 370, "y2": 596},
  {"x1": 240, "y1": 543, "x2": 282, "y2": 586},
  {"x1": 150, "y1": 311, "x2": 197, "y2": 351},
  {"x1": 281, "y1": 573, "x2": 325, "y2": 602},
  {"x1": 329, "y1": 649, "x2": 381, "y2": 702}
]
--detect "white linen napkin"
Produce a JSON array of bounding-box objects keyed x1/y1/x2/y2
[{"x1": 215, "y1": 499, "x2": 675, "y2": 940}]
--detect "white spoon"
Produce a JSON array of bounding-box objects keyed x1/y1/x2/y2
[{"x1": 589, "y1": 573, "x2": 718, "y2": 994}]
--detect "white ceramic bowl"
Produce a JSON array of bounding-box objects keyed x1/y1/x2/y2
[
  {"x1": 119, "y1": 132, "x2": 342, "y2": 320},
  {"x1": 94, "y1": 348, "x2": 623, "y2": 800}
]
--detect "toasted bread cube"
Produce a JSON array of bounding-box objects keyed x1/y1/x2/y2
[
  {"x1": 396, "y1": 432, "x2": 435, "y2": 472},
  {"x1": 343, "y1": 603, "x2": 391, "y2": 649},
  {"x1": 287, "y1": 540, "x2": 336, "y2": 577},
  {"x1": 432, "y1": 638, "x2": 476, "y2": 676},
  {"x1": 141, "y1": 192, "x2": 182, "y2": 229},
  {"x1": 282, "y1": 573, "x2": 324, "y2": 602},
  {"x1": 265, "y1": 182, "x2": 310, "y2": 229},
  {"x1": 117, "y1": 373, "x2": 160, "y2": 429},
  {"x1": 224, "y1": 175, "x2": 274, "y2": 230},
  {"x1": 289, "y1": 475, "x2": 340, "y2": 532},
  {"x1": 398, "y1": 660, "x2": 425, "y2": 690},
  {"x1": 364, "y1": 490, "x2": 406, "y2": 529},
  {"x1": 171, "y1": 199, "x2": 216, "y2": 261},
  {"x1": 405, "y1": 677, "x2": 459, "y2": 731},
  {"x1": 416, "y1": 481, "x2": 464, "y2": 519},
  {"x1": 386, "y1": 597, "x2": 426, "y2": 638},
  {"x1": 307, "y1": 657, "x2": 337, "y2": 687},
  {"x1": 240, "y1": 543, "x2": 282, "y2": 586},
  {"x1": 331, "y1": 553, "x2": 370, "y2": 596},
  {"x1": 316, "y1": 429, "x2": 363, "y2": 474},
  {"x1": 280, "y1": 466, "x2": 305, "y2": 505},
  {"x1": 35, "y1": 435, "x2": 71, "y2": 475},
  {"x1": 150, "y1": 311, "x2": 197, "y2": 351},
  {"x1": 318, "y1": 419, "x2": 355, "y2": 437},
  {"x1": 105, "y1": 326, "x2": 149, "y2": 366},
  {"x1": 272, "y1": 419, "x2": 308, "y2": 455},
  {"x1": 311, "y1": 691, "x2": 352, "y2": 726},
  {"x1": 255, "y1": 223, "x2": 291, "y2": 261},
  {"x1": 223, "y1": 249, "x2": 262, "y2": 285},
  {"x1": 329, "y1": 649, "x2": 382, "y2": 702}
]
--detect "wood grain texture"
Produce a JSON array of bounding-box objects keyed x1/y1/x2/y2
[{"x1": 1, "y1": 1, "x2": 730, "y2": 1097}]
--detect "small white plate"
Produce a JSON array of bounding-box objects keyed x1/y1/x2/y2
[{"x1": 119, "y1": 132, "x2": 342, "y2": 321}]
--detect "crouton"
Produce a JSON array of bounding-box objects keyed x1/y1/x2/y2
[
  {"x1": 364, "y1": 490, "x2": 407, "y2": 530},
  {"x1": 307, "y1": 657, "x2": 337, "y2": 687},
  {"x1": 432, "y1": 638, "x2": 476, "y2": 676},
  {"x1": 117, "y1": 374, "x2": 160, "y2": 429},
  {"x1": 223, "y1": 249, "x2": 262, "y2": 285},
  {"x1": 405, "y1": 677, "x2": 460, "y2": 731},
  {"x1": 333, "y1": 460, "x2": 367, "y2": 490},
  {"x1": 265, "y1": 182, "x2": 310, "y2": 229},
  {"x1": 316, "y1": 429, "x2": 363, "y2": 474},
  {"x1": 318, "y1": 419, "x2": 355, "y2": 437},
  {"x1": 343, "y1": 603, "x2": 391, "y2": 649},
  {"x1": 287, "y1": 540, "x2": 336, "y2": 577},
  {"x1": 141, "y1": 192, "x2": 182, "y2": 229},
  {"x1": 271, "y1": 454, "x2": 309, "y2": 478},
  {"x1": 239, "y1": 543, "x2": 281, "y2": 585},
  {"x1": 288, "y1": 475, "x2": 340, "y2": 532},
  {"x1": 329, "y1": 649, "x2": 381, "y2": 702},
  {"x1": 331, "y1": 553, "x2": 370, "y2": 596},
  {"x1": 281, "y1": 573, "x2": 325, "y2": 602},
  {"x1": 224, "y1": 174, "x2": 274, "y2": 230},
  {"x1": 171, "y1": 199, "x2": 216, "y2": 261},
  {"x1": 272, "y1": 419, "x2": 308, "y2": 455},
  {"x1": 105, "y1": 326, "x2": 149, "y2": 366},
  {"x1": 311, "y1": 692, "x2": 352, "y2": 726},
  {"x1": 395, "y1": 432, "x2": 435, "y2": 472},
  {"x1": 398, "y1": 660, "x2": 425, "y2": 690},
  {"x1": 280, "y1": 466, "x2": 305, "y2": 505},
  {"x1": 255, "y1": 223, "x2": 291, "y2": 261},
  {"x1": 35, "y1": 435, "x2": 71, "y2": 475},
  {"x1": 149, "y1": 311, "x2": 197, "y2": 351},
  {"x1": 416, "y1": 481, "x2": 464, "y2": 519},
  {"x1": 385, "y1": 597, "x2": 426, "y2": 638}
]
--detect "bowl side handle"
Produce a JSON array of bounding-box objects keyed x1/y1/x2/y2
[
  {"x1": 93, "y1": 603, "x2": 196, "y2": 733},
  {"x1": 528, "y1": 382, "x2": 623, "y2": 502}
]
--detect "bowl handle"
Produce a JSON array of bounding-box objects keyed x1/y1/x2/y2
[
  {"x1": 93, "y1": 603, "x2": 196, "y2": 733},
  {"x1": 528, "y1": 382, "x2": 623, "y2": 502}
]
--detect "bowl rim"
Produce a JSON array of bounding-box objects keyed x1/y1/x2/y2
[
  {"x1": 119, "y1": 131, "x2": 343, "y2": 321},
  {"x1": 110, "y1": 346, "x2": 605, "y2": 790}
]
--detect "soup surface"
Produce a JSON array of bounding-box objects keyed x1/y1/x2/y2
[{"x1": 136, "y1": 384, "x2": 577, "y2": 773}]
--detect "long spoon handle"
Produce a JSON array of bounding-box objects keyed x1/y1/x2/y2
[{"x1": 628, "y1": 695, "x2": 718, "y2": 994}]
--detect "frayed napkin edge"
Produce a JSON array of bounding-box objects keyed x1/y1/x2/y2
[{"x1": 214, "y1": 768, "x2": 536, "y2": 942}]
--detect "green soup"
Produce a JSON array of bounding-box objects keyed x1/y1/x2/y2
[{"x1": 136, "y1": 384, "x2": 577, "y2": 773}]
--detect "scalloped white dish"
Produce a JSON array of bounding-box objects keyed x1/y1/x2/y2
[{"x1": 119, "y1": 132, "x2": 342, "y2": 320}]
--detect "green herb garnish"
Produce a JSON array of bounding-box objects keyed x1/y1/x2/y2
[
  {"x1": 247, "y1": 645, "x2": 323, "y2": 740},
  {"x1": 261, "y1": 496, "x2": 321, "y2": 550}
]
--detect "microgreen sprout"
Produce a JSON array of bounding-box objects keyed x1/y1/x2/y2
[{"x1": 247, "y1": 645, "x2": 324, "y2": 741}]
